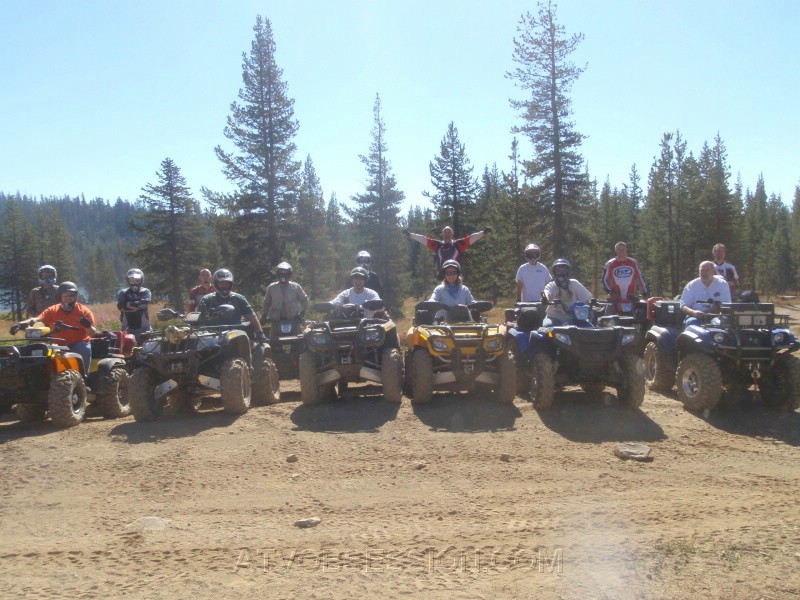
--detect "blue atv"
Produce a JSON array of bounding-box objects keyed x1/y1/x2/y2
[
  {"x1": 506, "y1": 300, "x2": 644, "y2": 410},
  {"x1": 643, "y1": 299, "x2": 800, "y2": 412}
]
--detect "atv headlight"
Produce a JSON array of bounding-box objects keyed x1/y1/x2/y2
[
  {"x1": 773, "y1": 332, "x2": 786, "y2": 344},
  {"x1": 621, "y1": 333, "x2": 637, "y2": 346},
  {"x1": 554, "y1": 332, "x2": 571, "y2": 345},
  {"x1": 310, "y1": 332, "x2": 332, "y2": 346},
  {"x1": 429, "y1": 336, "x2": 452, "y2": 353},
  {"x1": 713, "y1": 332, "x2": 727, "y2": 344},
  {"x1": 359, "y1": 327, "x2": 384, "y2": 346},
  {"x1": 483, "y1": 336, "x2": 504, "y2": 352}
]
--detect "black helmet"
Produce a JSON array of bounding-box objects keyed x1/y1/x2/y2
[
  {"x1": 441, "y1": 259, "x2": 461, "y2": 275},
  {"x1": 38, "y1": 264, "x2": 57, "y2": 283},
  {"x1": 57, "y1": 281, "x2": 79, "y2": 298},
  {"x1": 524, "y1": 244, "x2": 541, "y2": 262},
  {"x1": 213, "y1": 268, "x2": 234, "y2": 296},
  {"x1": 276, "y1": 262, "x2": 293, "y2": 282},
  {"x1": 552, "y1": 258, "x2": 571, "y2": 272},
  {"x1": 350, "y1": 267, "x2": 368, "y2": 280}
]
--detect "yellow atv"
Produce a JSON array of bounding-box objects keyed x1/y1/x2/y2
[{"x1": 403, "y1": 300, "x2": 515, "y2": 404}]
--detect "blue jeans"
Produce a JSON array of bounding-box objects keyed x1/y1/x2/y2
[{"x1": 70, "y1": 340, "x2": 92, "y2": 376}]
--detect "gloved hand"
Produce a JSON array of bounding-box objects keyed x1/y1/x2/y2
[
  {"x1": 9, "y1": 322, "x2": 23, "y2": 335},
  {"x1": 483, "y1": 226, "x2": 492, "y2": 234},
  {"x1": 54, "y1": 320, "x2": 66, "y2": 331},
  {"x1": 402, "y1": 229, "x2": 410, "y2": 237},
  {"x1": 79, "y1": 316, "x2": 92, "y2": 328}
]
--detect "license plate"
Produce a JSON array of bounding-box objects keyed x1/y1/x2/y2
[
  {"x1": 170, "y1": 361, "x2": 185, "y2": 373},
  {"x1": 280, "y1": 323, "x2": 293, "y2": 334},
  {"x1": 463, "y1": 362, "x2": 474, "y2": 373},
  {"x1": 340, "y1": 356, "x2": 352, "y2": 365},
  {"x1": 282, "y1": 345, "x2": 293, "y2": 353}
]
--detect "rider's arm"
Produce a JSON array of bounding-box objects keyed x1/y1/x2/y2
[
  {"x1": 116, "y1": 290, "x2": 127, "y2": 311},
  {"x1": 632, "y1": 259, "x2": 649, "y2": 296},
  {"x1": 463, "y1": 286, "x2": 475, "y2": 305},
  {"x1": 601, "y1": 259, "x2": 614, "y2": 294},
  {"x1": 261, "y1": 287, "x2": 272, "y2": 319},
  {"x1": 297, "y1": 284, "x2": 309, "y2": 312},
  {"x1": 515, "y1": 280, "x2": 524, "y2": 302},
  {"x1": 331, "y1": 289, "x2": 349, "y2": 306},
  {"x1": 407, "y1": 232, "x2": 439, "y2": 252}
]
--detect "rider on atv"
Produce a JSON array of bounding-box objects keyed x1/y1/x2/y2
[
  {"x1": 117, "y1": 268, "x2": 152, "y2": 343},
  {"x1": 679, "y1": 261, "x2": 731, "y2": 327},
  {"x1": 428, "y1": 260, "x2": 475, "y2": 320},
  {"x1": 27, "y1": 264, "x2": 60, "y2": 318},
  {"x1": 261, "y1": 261, "x2": 309, "y2": 338},
  {"x1": 197, "y1": 269, "x2": 267, "y2": 341},
  {"x1": 331, "y1": 267, "x2": 383, "y2": 318},
  {"x1": 543, "y1": 259, "x2": 592, "y2": 326},
  {"x1": 11, "y1": 281, "x2": 97, "y2": 374}
]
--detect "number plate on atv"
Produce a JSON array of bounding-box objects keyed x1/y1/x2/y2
[
  {"x1": 170, "y1": 361, "x2": 186, "y2": 373},
  {"x1": 340, "y1": 356, "x2": 353, "y2": 365},
  {"x1": 463, "y1": 361, "x2": 475, "y2": 373}
]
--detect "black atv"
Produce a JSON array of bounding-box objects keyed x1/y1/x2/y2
[
  {"x1": 129, "y1": 306, "x2": 279, "y2": 421},
  {"x1": 262, "y1": 316, "x2": 307, "y2": 379},
  {"x1": 0, "y1": 322, "x2": 129, "y2": 427},
  {"x1": 298, "y1": 300, "x2": 402, "y2": 405}
]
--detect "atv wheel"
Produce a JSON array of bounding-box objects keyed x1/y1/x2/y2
[
  {"x1": 16, "y1": 403, "x2": 46, "y2": 422},
  {"x1": 252, "y1": 356, "x2": 280, "y2": 405},
  {"x1": 616, "y1": 353, "x2": 645, "y2": 409},
  {"x1": 410, "y1": 350, "x2": 434, "y2": 405},
  {"x1": 381, "y1": 348, "x2": 403, "y2": 403},
  {"x1": 760, "y1": 354, "x2": 800, "y2": 410},
  {"x1": 48, "y1": 370, "x2": 87, "y2": 428},
  {"x1": 129, "y1": 367, "x2": 163, "y2": 421},
  {"x1": 506, "y1": 338, "x2": 528, "y2": 395},
  {"x1": 95, "y1": 366, "x2": 131, "y2": 418},
  {"x1": 676, "y1": 353, "x2": 722, "y2": 412},
  {"x1": 530, "y1": 353, "x2": 556, "y2": 409},
  {"x1": 299, "y1": 352, "x2": 322, "y2": 405},
  {"x1": 220, "y1": 358, "x2": 251, "y2": 414},
  {"x1": 494, "y1": 353, "x2": 516, "y2": 404},
  {"x1": 644, "y1": 341, "x2": 675, "y2": 392}
]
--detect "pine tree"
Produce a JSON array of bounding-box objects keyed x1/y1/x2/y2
[
  {"x1": 295, "y1": 156, "x2": 335, "y2": 298},
  {"x1": 507, "y1": 0, "x2": 589, "y2": 257},
  {"x1": 348, "y1": 94, "x2": 409, "y2": 313},
  {"x1": 212, "y1": 15, "x2": 301, "y2": 292},
  {"x1": 424, "y1": 122, "x2": 479, "y2": 234},
  {"x1": 0, "y1": 200, "x2": 37, "y2": 320},
  {"x1": 130, "y1": 158, "x2": 204, "y2": 312}
]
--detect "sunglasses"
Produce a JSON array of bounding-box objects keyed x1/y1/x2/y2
[{"x1": 444, "y1": 270, "x2": 459, "y2": 276}]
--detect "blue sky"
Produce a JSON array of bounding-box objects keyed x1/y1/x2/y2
[{"x1": 1, "y1": 0, "x2": 798, "y2": 214}]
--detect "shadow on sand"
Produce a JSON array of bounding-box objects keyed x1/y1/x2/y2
[
  {"x1": 696, "y1": 394, "x2": 800, "y2": 447},
  {"x1": 411, "y1": 394, "x2": 522, "y2": 432},
  {"x1": 535, "y1": 389, "x2": 667, "y2": 443},
  {"x1": 290, "y1": 384, "x2": 400, "y2": 433}
]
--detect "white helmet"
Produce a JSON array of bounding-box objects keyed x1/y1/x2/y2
[
  {"x1": 126, "y1": 268, "x2": 144, "y2": 286},
  {"x1": 356, "y1": 250, "x2": 371, "y2": 267}
]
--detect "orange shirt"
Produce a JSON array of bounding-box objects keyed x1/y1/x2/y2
[{"x1": 38, "y1": 303, "x2": 96, "y2": 346}]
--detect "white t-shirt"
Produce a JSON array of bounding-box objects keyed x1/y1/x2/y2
[
  {"x1": 331, "y1": 287, "x2": 381, "y2": 317},
  {"x1": 679, "y1": 276, "x2": 732, "y2": 311},
  {"x1": 713, "y1": 261, "x2": 739, "y2": 285},
  {"x1": 516, "y1": 262, "x2": 553, "y2": 302},
  {"x1": 543, "y1": 279, "x2": 592, "y2": 320}
]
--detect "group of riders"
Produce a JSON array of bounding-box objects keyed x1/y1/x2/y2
[{"x1": 8, "y1": 231, "x2": 741, "y2": 369}]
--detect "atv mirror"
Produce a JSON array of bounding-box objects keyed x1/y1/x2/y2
[
  {"x1": 157, "y1": 308, "x2": 180, "y2": 321},
  {"x1": 363, "y1": 299, "x2": 385, "y2": 311},
  {"x1": 313, "y1": 302, "x2": 335, "y2": 313},
  {"x1": 468, "y1": 301, "x2": 494, "y2": 313},
  {"x1": 184, "y1": 311, "x2": 200, "y2": 324}
]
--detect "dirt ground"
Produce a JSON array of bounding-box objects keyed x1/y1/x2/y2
[{"x1": 1, "y1": 304, "x2": 800, "y2": 598}]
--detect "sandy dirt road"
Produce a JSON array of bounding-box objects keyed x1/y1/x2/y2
[{"x1": 1, "y1": 377, "x2": 799, "y2": 599}]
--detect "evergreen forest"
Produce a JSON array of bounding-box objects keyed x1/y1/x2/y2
[{"x1": 2, "y1": 3, "x2": 799, "y2": 321}]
